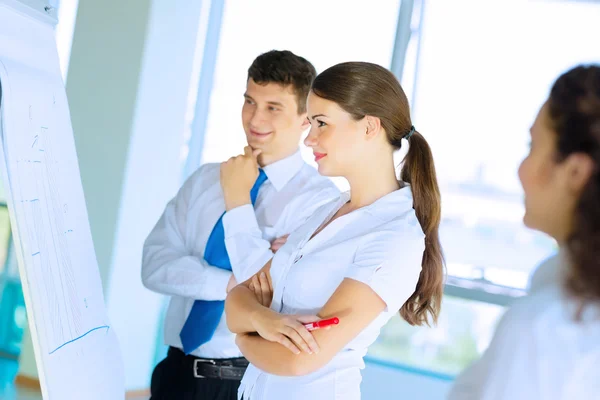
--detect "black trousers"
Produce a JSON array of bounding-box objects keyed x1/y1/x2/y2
[{"x1": 150, "y1": 347, "x2": 242, "y2": 400}]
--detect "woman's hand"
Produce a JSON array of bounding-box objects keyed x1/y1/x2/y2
[
  {"x1": 220, "y1": 146, "x2": 262, "y2": 211},
  {"x1": 251, "y1": 308, "x2": 321, "y2": 355},
  {"x1": 249, "y1": 272, "x2": 272, "y2": 307}
]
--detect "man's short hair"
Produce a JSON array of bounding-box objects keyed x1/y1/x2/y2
[{"x1": 247, "y1": 50, "x2": 317, "y2": 114}]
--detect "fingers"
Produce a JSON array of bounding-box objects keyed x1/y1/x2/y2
[
  {"x1": 270, "y1": 242, "x2": 283, "y2": 253},
  {"x1": 257, "y1": 314, "x2": 319, "y2": 355},
  {"x1": 251, "y1": 273, "x2": 272, "y2": 307},
  {"x1": 273, "y1": 234, "x2": 289, "y2": 243},
  {"x1": 277, "y1": 334, "x2": 301, "y2": 355},
  {"x1": 289, "y1": 319, "x2": 320, "y2": 354},
  {"x1": 219, "y1": 161, "x2": 228, "y2": 176},
  {"x1": 227, "y1": 274, "x2": 238, "y2": 293},
  {"x1": 266, "y1": 270, "x2": 273, "y2": 292},
  {"x1": 281, "y1": 326, "x2": 312, "y2": 354},
  {"x1": 251, "y1": 275, "x2": 264, "y2": 305},
  {"x1": 270, "y1": 234, "x2": 289, "y2": 253},
  {"x1": 295, "y1": 315, "x2": 321, "y2": 324},
  {"x1": 244, "y1": 146, "x2": 262, "y2": 158},
  {"x1": 259, "y1": 272, "x2": 272, "y2": 305},
  {"x1": 226, "y1": 146, "x2": 262, "y2": 163},
  {"x1": 272, "y1": 317, "x2": 320, "y2": 354},
  {"x1": 271, "y1": 237, "x2": 287, "y2": 246},
  {"x1": 243, "y1": 145, "x2": 262, "y2": 161}
]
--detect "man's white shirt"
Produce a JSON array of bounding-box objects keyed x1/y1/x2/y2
[{"x1": 142, "y1": 150, "x2": 340, "y2": 358}]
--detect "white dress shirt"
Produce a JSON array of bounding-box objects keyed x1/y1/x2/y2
[
  {"x1": 238, "y1": 187, "x2": 426, "y2": 400},
  {"x1": 142, "y1": 150, "x2": 340, "y2": 359},
  {"x1": 448, "y1": 252, "x2": 600, "y2": 400}
]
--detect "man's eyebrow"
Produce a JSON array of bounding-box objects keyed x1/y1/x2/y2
[{"x1": 244, "y1": 94, "x2": 285, "y2": 108}]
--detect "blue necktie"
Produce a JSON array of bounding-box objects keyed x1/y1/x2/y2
[{"x1": 180, "y1": 169, "x2": 268, "y2": 354}]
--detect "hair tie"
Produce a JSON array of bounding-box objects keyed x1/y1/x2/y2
[{"x1": 405, "y1": 126, "x2": 415, "y2": 140}]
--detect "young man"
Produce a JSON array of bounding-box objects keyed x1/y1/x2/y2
[{"x1": 142, "y1": 50, "x2": 339, "y2": 400}]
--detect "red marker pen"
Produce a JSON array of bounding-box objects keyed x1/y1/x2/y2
[{"x1": 303, "y1": 317, "x2": 339, "y2": 331}]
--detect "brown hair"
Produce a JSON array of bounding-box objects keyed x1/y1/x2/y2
[
  {"x1": 247, "y1": 50, "x2": 317, "y2": 114},
  {"x1": 312, "y1": 62, "x2": 445, "y2": 326},
  {"x1": 547, "y1": 65, "x2": 600, "y2": 304}
]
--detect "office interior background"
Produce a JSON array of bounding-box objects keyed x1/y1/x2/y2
[{"x1": 0, "y1": 0, "x2": 599, "y2": 398}]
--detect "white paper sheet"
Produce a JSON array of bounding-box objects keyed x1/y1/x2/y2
[{"x1": 0, "y1": 2, "x2": 125, "y2": 398}]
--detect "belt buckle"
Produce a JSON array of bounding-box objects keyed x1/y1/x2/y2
[{"x1": 193, "y1": 359, "x2": 215, "y2": 379}]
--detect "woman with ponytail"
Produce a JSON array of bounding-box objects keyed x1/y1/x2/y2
[{"x1": 224, "y1": 62, "x2": 445, "y2": 399}]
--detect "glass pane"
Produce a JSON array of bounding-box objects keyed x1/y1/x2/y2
[
  {"x1": 407, "y1": 1, "x2": 600, "y2": 288},
  {"x1": 0, "y1": 207, "x2": 11, "y2": 275},
  {"x1": 0, "y1": 177, "x2": 5, "y2": 204},
  {"x1": 368, "y1": 295, "x2": 505, "y2": 375},
  {"x1": 197, "y1": 0, "x2": 403, "y2": 191}
]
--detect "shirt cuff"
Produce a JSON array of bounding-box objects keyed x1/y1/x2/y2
[
  {"x1": 239, "y1": 250, "x2": 274, "y2": 283},
  {"x1": 203, "y1": 266, "x2": 233, "y2": 301},
  {"x1": 222, "y1": 204, "x2": 261, "y2": 237}
]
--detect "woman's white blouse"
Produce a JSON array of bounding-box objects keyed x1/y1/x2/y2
[
  {"x1": 239, "y1": 187, "x2": 426, "y2": 400},
  {"x1": 448, "y1": 253, "x2": 600, "y2": 400}
]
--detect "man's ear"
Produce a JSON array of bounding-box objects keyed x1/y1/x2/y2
[{"x1": 301, "y1": 114, "x2": 310, "y2": 129}]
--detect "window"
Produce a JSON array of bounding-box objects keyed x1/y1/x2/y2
[
  {"x1": 368, "y1": 0, "x2": 600, "y2": 376},
  {"x1": 0, "y1": 153, "x2": 12, "y2": 276},
  {"x1": 369, "y1": 296, "x2": 504, "y2": 376},
  {"x1": 0, "y1": 206, "x2": 10, "y2": 275},
  {"x1": 0, "y1": 175, "x2": 23, "y2": 358},
  {"x1": 408, "y1": 0, "x2": 599, "y2": 292},
  {"x1": 195, "y1": 0, "x2": 403, "y2": 191}
]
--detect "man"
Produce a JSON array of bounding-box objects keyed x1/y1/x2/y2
[{"x1": 142, "y1": 50, "x2": 340, "y2": 400}]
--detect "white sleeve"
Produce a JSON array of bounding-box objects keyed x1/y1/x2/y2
[
  {"x1": 141, "y1": 166, "x2": 232, "y2": 301},
  {"x1": 222, "y1": 204, "x2": 273, "y2": 283},
  {"x1": 345, "y1": 229, "x2": 424, "y2": 312},
  {"x1": 448, "y1": 302, "x2": 540, "y2": 400},
  {"x1": 223, "y1": 183, "x2": 340, "y2": 283}
]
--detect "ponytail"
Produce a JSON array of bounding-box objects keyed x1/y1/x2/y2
[
  {"x1": 309, "y1": 61, "x2": 445, "y2": 324},
  {"x1": 399, "y1": 131, "x2": 445, "y2": 326}
]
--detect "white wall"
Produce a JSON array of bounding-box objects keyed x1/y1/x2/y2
[{"x1": 103, "y1": 0, "x2": 206, "y2": 389}]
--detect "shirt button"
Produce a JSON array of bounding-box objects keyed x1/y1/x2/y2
[{"x1": 294, "y1": 254, "x2": 303, "y2": 263}]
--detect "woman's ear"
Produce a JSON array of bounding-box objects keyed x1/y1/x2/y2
[
  {"x1": 563, "y1": 152, "x2": 595, "y2": 194},
  {"x1": 364, "y1": 116, "x2": 382, "y2": 140}
]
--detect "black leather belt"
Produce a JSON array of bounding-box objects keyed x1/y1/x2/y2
[
  {"x1": 194, "y1": 359, "x2": 248, "y2": 380},
  {"x1": 169, "y1": 347, "x2": 248, "y2": 381}
]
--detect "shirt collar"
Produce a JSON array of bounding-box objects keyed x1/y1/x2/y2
[
  {"x1": 262, "y1": 150, "x2": 305, "y2": 191},
  {"x1": 339, "y1": 184, "x2": 416, "y2": 222},
  {"x1": 365, "y1": 186, "x2": 421, "y2": 232}
]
